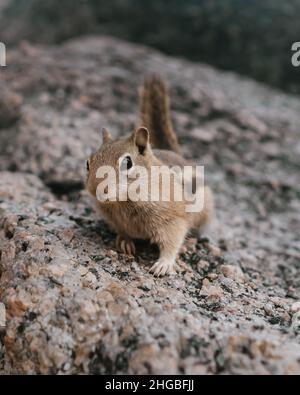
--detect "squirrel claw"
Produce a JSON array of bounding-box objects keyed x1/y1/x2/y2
[
  {"x1": 149, "y1": 259, "x2": 176, "y2": 277},
  {"x1": 116, "y1": 235, "x2": 136, "y2": 256}
]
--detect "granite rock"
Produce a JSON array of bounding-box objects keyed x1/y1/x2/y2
[{"x1": 0, "y1": 37, "x2": 299, "y2": 374}]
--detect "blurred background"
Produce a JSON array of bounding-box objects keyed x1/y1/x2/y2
[{"x1": 0, "y1": 0, "x2": 299, "y2": 94}]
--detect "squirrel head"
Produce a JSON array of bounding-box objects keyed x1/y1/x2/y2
[{"x1": 86, "y1": 127, "x2": 154, "y2": 202}]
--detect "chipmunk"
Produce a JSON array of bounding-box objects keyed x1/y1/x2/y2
[{"x1": 86, "y1": 75, "x2": 213, "y2": 276}]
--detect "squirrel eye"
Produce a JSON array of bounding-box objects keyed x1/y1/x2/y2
[
  {"x1": 86, "y1": 160, "x2": 90, "y2": 171},
  {"x1": 120, "y1": 155, "x2": 133, "y2": 171}
]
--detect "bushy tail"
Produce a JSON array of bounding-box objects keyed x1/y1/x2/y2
[{"x1": 139, "y1": 74, "x2": 180, "y2": 154}]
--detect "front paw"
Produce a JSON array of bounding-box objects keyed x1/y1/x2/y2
[
  {"x1": 149, "y1": 259, "x2": 176, "y2": 277},
  {"x1": 116, "y1": 234, "x2": 136, "y2": 256}
]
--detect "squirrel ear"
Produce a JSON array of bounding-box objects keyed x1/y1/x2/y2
[
  {"x1": 133, "y1": 127, "x2": 149, "y2": 155},
  {"x1": 102, "y1": 128, "x2": 112, "y2": 144}
]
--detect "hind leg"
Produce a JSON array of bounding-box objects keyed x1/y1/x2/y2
[
  {"x1": 190, "y1": 186, "x2": 214, "y2": 229},
  {"x1": 188, "y1": 186, "x2": 217, "y2": 243}
]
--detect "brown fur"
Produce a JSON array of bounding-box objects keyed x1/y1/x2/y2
[
  {"x1": 140, "y1": 74, "x2": 181, "y2": 154},
  {"x1": 86, "y1": 75, "x2": 213, "y2": 276}
]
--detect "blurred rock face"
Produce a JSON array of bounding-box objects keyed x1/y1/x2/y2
[
  {"x1": 1, "y1": 0, "x2": 300, "y2": 94},
  {"x1": 0, "y1": 37, "x2": 300, "y2": 374}
]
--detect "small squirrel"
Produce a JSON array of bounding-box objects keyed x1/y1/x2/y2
[{"x1": 86, "y1": 75, "x2": 213, "y2": 276}]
